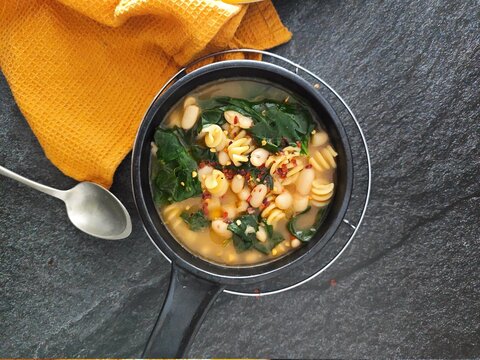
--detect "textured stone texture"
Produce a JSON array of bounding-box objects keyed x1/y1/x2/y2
[{"x1": 0, "y1": 0, "x2": 479, "y2": 358}]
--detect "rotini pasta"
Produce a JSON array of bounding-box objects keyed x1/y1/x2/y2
[
  {"x1": 261, "y1": 196, "x2": 286, "y2": 225},
  {"x1": 310, "y1": 180, "x2": 334, "y2": 207},
  {"x1": 204, "y1": 169, "x2": 229, "y2": 197},
  {"x1": 227, "y1": 137, "x2": 252, "y2": 166},
  {"x1": 309, "y1": 145, "x2": 338, "y2": 171},
  {"x1": 201, "y1": 124, "x2": 228, "y2": 150}
]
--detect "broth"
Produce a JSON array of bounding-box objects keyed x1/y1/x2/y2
[{"x1": 151, "y1": 79, "x2": 337, "y2": 266}]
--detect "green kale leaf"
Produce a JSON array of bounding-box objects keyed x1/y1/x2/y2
[{"x1": 180, "y1": 210, "x2": 210, "y2": 231}]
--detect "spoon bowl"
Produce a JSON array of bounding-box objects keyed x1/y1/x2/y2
[{"x1": 64, "y1": 182, "x2": 132, "y2": 239}]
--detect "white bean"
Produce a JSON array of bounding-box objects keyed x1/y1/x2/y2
[
  {"x1": 231, "y1": 175, "x2": 245, "y2": 193},
  {"x1": 291, "y1": 238, "x2": 301, "y2": 248},
  {"x1": 223, "y1": 110, "x2": 254, "y2": 129},
  {"x1": 181, "y1": 104, "x2": 200, "y2": 130},
  {"x1": 218, "y1": 151, "x2": 230, "y2": 166},
  {"x1": 238, "y1": 187, "x2": 250, "y2": 201},
  {"x1": 183, "y1": 96, "x2": 196, "y2": 108},
  {"x1": 211, "y1": 220, "x2": 232, "y2": 239},
  {"x1": 250, "y1": 148, "x2": 270, "y2": 167},
  {"x1": 293, "y1": 193, "x2": 309, "y2": 212},
  {"x1": 256, "y1": 226, "x2": 267, "y2": 242},
  {"x1": 296, "y1": 168, "x2": 315, "y2": 195},
  {"x1": 249, "y1": 184, "x2": 268, "y2": 208},
  {"x1": 311, "y1": 131, "x2": 328, "y2": 147},
  {"x1": 222, "y1": 205, "x2": 237, "y2": 219},
  {"x1": 275, "y1": 190, "x2": 293, "y2": 210}
]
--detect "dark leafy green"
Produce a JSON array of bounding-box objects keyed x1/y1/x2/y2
[
  {"x1": 180, "y1": 210, "x2": 210, "y2": 231},
  {"x1": 227, "y1": 214, "x2": 258, "y2": 252},
  {"x1": 253, "y1": 221, "x2": 284, "y2": 254},
  {"x1": 287, "y1": 206, "x2": 328, "y2": 242},
  {"x1": 152, "y1": 128, "x2": 202, "y2": 205},
  {"x1": 227, "y1": 214, "x2": 284, "y2": 254},
  {"x1": 200, "y1": 97, "x2": 315, "y2": 152}
]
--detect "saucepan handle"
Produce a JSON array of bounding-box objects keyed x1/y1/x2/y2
[{"x1": 142, "y1": 264, "x2": 224, "y2": 358}]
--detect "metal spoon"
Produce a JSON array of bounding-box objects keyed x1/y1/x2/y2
[{"x1": 0, "y1": 165, "x2": 132, "y2": 240}]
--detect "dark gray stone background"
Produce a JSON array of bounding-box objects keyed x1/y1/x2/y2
[{"x1": 1, "y1": 0, "x2": 479, "y2": 358}]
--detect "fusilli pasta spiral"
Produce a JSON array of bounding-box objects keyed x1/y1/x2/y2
[
  {"x1": 204, "y1": 169, "x2": 229, "y2": 197},
  {"x1": 309, "y1": 145, "x2": 338, "y2": 171},
  {"x1": 261, "y1": 196, "x2": 286, "y2": 225},
  {"x1": 310, "y1": 180, "x2": 334, "y2": 207},
  {"x1": 227, "y1": 135, "x2": 252, "y2": 166},
  {"x1": 201, "y1": 124, "x2": 228, "y2": 151}
]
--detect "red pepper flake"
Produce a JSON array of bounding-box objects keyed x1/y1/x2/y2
[
  {"x1": 222, "y1": 211, "x2": 229, "y2": 220},
  {"x1": 234, "y1": 116, "x2": 239, "y2": 124},
  {"x1": 202, "y1": 202, "x2": 209, "y2": 215},
  {"x1": 306, "y1": 164, "x2": 313, "y2": 169},
  {"x1": 245, "y1": 171, "x2": 251, "y2": 180},
  {"x1": 254, "y1": 288, "x2": 261, "y2": 299},
  {"x1": 330, "y1": 279, "x2": 337, "y2": 287},
  {"x1": 223, "y1": 168, "x2": 235, "y2": 180},
  {"x1": 296, "y1": 141, "x2": 301, "y2": 148},
  {"x1": 291, "y1": 158, "x2": 297, "y2": 166},
  {"x1": 202, "y1": 191, "x2": 212, "y2": 200}
]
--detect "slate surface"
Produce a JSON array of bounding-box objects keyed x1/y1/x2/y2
[{"x1": 0, "y1": 0, "x2": 479, "y2": 358}]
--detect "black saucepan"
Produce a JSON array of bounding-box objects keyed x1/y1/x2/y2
[{"x1": 131, "y1": 60, "x2": 353, "y2": 358}]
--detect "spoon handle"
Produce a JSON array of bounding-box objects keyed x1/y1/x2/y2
[{"x1": 0, "y1": 165, "x2": 65, "y2": 200}]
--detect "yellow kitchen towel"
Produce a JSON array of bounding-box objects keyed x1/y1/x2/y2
[{"x1": 0, "y1": 0, "x2": 291, "y2": 187}]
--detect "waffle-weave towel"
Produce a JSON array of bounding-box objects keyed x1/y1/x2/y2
[{"x1": 0, "y1": 0, "x2": 291, "y2": 187}]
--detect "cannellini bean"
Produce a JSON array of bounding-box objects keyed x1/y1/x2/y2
[
  {"x1": 311, "y1": 131, "x2": 328, "y2": 147},
  {"x1": 291, "y1": 238, "x2": 301, "y2": 248},
  {"x1": 211, "y1": 220, "x2": 232, "y2": 239},
  {"x1": 249, "y1": 184, "x2": 268, "y2": 208},
  {"x1": 222, "y1": 205, "x2": 237, "y2": 219},
  {"x1": 183, "y1": 96, "x2": 196, "y2": 108},
  {"x1": 275, "y1": 190, "x2": 293, "y2": 210},
  {"x1": 238, "y1": 187, "x2": 250, "y2": 201},
  {"x1": 181, "y1": 104, "x2": 200, "y2": 130},
  {"x1": 231, "y1": 175, "x2": 245, "y2": 193},
  {"x1": 224, "y1": 110, "x2": 254, "y2": 129},
  {"x1": 250, "y1": 148, "x2": 270, "y2": 167},
  {"x1": 293, "y1": 193, "x2": 309, "y2": 212},
  {"x1": 256, "y1": 226, "x2": 267, "y2": 242},
  {"x1": 296, "y1": 168, "x2": 315, "y2": 195},
  {"x1": 218, "y1": 151, "x2": 230, "y2": 166}
]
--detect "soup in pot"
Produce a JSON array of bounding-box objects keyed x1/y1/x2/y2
[{"x1": 150, "y1": 79, "x2": 337, "y2": 266}]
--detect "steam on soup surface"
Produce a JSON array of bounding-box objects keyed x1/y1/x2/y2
[{"x1": 151, "y1": 79, "x2": 337, "y2": 266}]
